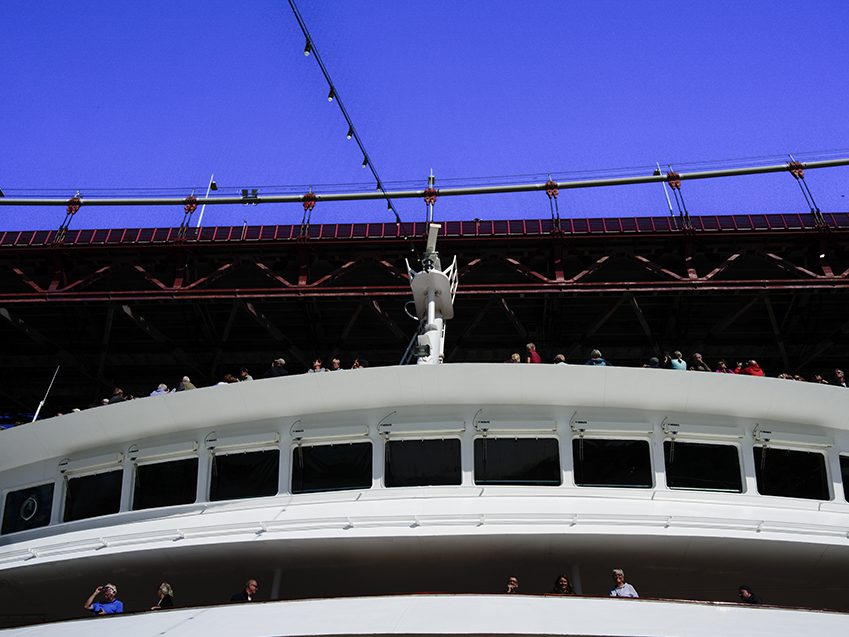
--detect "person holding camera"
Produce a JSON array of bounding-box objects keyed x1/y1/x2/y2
[{"x1": 84, "y1": 583, "x2": 123, "y2": 615}]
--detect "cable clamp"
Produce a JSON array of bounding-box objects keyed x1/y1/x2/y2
[
  {"x1": 303, "y1": 191, "x2": 317, "y2": 212},
  {"x1": 788, "y1": 160, "x2": 805, "y2": 180},
  {"x1": 423, "y1": 187, "x2": 438, "y2": 206},
  {"x1": 66, "y1": 196, "x2": 82, "y2": 216},
  {"x1": 183, "y1": 195, "x2": 198, "y2": 215},
  {"x1": 666, "y1": 171, "x2": 682, "y2": 190}
]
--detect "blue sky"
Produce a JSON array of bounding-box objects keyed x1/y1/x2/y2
[{"x1": 1, "y1": 1, "x2": 848, "y2": 230}]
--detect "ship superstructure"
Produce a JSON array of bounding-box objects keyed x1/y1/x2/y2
[{"x1": 1, "y1": 226, "x2": 849, "y2": 634}]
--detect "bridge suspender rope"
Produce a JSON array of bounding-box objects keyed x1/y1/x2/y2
[
  {"x1": 2, "y1": 158, "x2": 849, "y2": 209},
  {"x1": 788, "y1": 156, "x2": 825, "y2": 227}
]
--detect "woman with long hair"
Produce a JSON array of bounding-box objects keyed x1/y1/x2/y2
[{"x1": 551, "y1": 574, "x2": 575, "y2": 595}]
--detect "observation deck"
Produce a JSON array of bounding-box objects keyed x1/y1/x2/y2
[{"x1": 1, "y1": 364, "x2": 849, "y2": 627}]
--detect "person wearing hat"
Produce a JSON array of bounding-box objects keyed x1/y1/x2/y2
[
  {"x1": 263, "y1": 358, "x2": 289, "y2": 378},
  {"x1": 84, "y1": 583, "x2": 124, "y2": 615}
]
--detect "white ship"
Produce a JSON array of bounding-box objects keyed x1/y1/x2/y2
[{"x1": 2, "y1": 224, "x2": 849, "y2": 636}]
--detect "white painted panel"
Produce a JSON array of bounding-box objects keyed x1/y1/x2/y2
[
  {"x1": 570, "y1": 417, "x2": 652, "y2": 435},
  {"x1": 662, "y1": 420, "x2": 743, "y2": 440},
  {"x1": 377, "y1": 420, "x2": 465, "y2": 435},
  {"x1": 205, "y1": 432, "x2": 279, "y2": 451},
  {"x1": 128, "y1": 441, "x2": 198, "y2": 463},
  {"x1": 58, "y1": 452, "x2": 123, "y2": 475},
  {"x1": 753, "y1": 428, "x2": 832, "y2": 449},
  {"x1": 475, "y1": 419, "x2": 556, "y2": 433},
  {"x1": 290, "y1": 422, "x2": 368, "y2": 441}
]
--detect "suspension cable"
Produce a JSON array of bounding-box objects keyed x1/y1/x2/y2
[
  {"x1": 287, "y1": 0, "x2": 401, "y2": 224},
  {"x1": 665, "y1": 167, "x2": 692, "y2": 229},
  {"x1": 788, "y1": 155, "x2": 825, "y2": 227},
  {"x1": 3, "y1": 158, "x2": 847, "y2": 209}
]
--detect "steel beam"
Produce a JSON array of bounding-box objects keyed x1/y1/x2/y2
[
  {"x1": 566, "y1": 293, "x2": 629, "y2": 359},
  {"x1": 120, "y1": 304, "x2": 205, "y2": 378},
  {"x1": 241, "y1": 301, "x2": 308, "y2": 366},
  {"x1": 209, "y1": 301, "x2": 240, "y2": 377},
  {"x1": 369, "y1": 300, "x2": 405, "y2": 340},
  {"x1": 0, "y1": 275, "x2": 847, "y2": 305},
  {"x1": 0, "y1": 306, "x2": 103, "y2": 384},
  {"x1": 763, "y1": 297, "x2": 790, "y2": 371}
]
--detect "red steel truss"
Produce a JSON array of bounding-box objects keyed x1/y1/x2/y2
[{"x1": 1, "y1": 212, "x2": 848, "y2": 416}]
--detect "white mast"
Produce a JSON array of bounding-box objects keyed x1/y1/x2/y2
[{"x1": 406, "y1": 223, "x2": 458, "y2": 365}]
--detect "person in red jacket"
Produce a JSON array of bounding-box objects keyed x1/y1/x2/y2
[
  {"x1": 525, "y1": 343, "x2": 542, "y2": 364},
  {"x1": 735, "y1": 360, "x2": 765, "y2": 376}
]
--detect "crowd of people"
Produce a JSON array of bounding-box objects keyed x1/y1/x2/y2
[
  {"x1": 83, "y1": 579, "x2": 253, "y2": 616},
  {"x1": 506, "y1": 571, "x2": 761, "y2": 604},
  {"x1": 2, "y1": 348, "x2": 845, "y2": 427},
  {"x1": 511, "y1": 343, "x2": 848, "y2": 386},
  {"x1": 91, "y1": 356, "x2": 372, "y2": 406},
  {"x1": 82, "y1": 571, "x2": 762, "y2": 617}
]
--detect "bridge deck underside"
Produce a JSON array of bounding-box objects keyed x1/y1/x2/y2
[{"x1": 1, "y1": 215, "x2": 848, "y2": 416}]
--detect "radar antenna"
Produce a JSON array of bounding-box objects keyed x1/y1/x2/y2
[{"x1": 405, "y1": 223, "x2": 458, "y2": 365}]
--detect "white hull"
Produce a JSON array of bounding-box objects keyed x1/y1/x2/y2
[
  {"x1": 2, "y1": 365, "x2": 849, "y2": 629},
  {"x1": 2, "y1": 595, "x2": 848, "y2": 637}
]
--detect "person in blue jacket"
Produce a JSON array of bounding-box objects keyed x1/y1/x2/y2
[
  {"x1": 84, "y1": 583, "x2": 123, "y2": 615},
  {"x1": 585, "y1": 349, "x2": 612, "y2": 366}
]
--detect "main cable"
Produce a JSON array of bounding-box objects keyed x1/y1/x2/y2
[
  {"x1": 3, "y1": 158, "x2": 848, "y2": 207},
  {"x1": 4, "y1": 148, "x2": 849, "y2": 198}
]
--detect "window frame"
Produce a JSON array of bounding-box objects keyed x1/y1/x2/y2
[
  {"x1": 841, "y1": 454, "x2": 849, "y2": 503},
  {"x1": 752, "y1": 444, "x2": 831, "y2": 501},
  {"x1": 208, "y1": 446, "x2": 281, "y2": 502},
  {"x1": 62, "y1": 467, "x2": 125, "y2": 523},
  {"x1": 662, "y1": 438, "x2": 744, "y2": 493},
  {"x1": 290, "y1": 440, "x2": 374, "y2": 495},
  {"x1": 383, "y1": 436, "x2": 463, "y2": 488},
  {"x1": 571, "y1": 435, "x2": 654, "y2": 489},
  {"x1": 131, "y1": 455, "x2": 200, "y2": 511},
  {"x1": 473, "y1": 435, "x2": 562, "y2": 487},
  {"x1": 1, "y1": 480, "x2": 56, "y2": 535}
]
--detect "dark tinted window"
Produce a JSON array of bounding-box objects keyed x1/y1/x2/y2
[
  {"x1": 664, "y1": 441, "x2": 742, "y2": 492},
  {"x1": 385, "y1": 439, "x2": 461, "y2": 487},
  {"x1": 754, "y1": 447, "x2": 829, "y2": 500},
  {"x1": 133, "y1": 458, "x2": 199, "y2": 510},
  {"x1": 210, "y1": 450, "x2": 279, "y2": 501},
  {"x1": 2, "y1": 483, "x2": 54, "y2": 534},
  {"x1": 291, "y1": 443, "x2": 372, "y2": 494},
  {"x1": 64, "y1": 470, "x2": 123, "y2": 522},
  {"x1": 841, "y1": 456, "x2": 849, "y2": 502},
  {"x1": 474, "y1": 438, "x2": 561, "y2": 486},
  {"x1": 573, "y1": 439, "x2": 652, "y2": 487}
]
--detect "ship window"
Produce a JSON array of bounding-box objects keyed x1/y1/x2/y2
[
  {"x1": 210, "y1": 450, "x2": 279, "y2": 501},
  {"x1": 2, "y1": 483, "x2": 54, "y2": 535},
  {"x1": 841, "y1": 456, "x2": 849, "y2": 502},
  {"x1": 573, "y1": 438, "x2": 652, "y2": 488},
  {"x1": 385, "y1": 439, "x2": 461, "y2": 487},
  {"x1": 474, "y1": 438, "x2": 561, "y2": 486},
  {"x1": 664, "y1": 441, "x2": 742, "y2": 492},
  {"x1": 133, "y1": 458, "x2": 199, "y2": 510},
  {"x1": 292, "y1": 442, "x2": 372, "y2": 494},
  {"x1": 63, "y1": 470, "x2": 123, "y2": 522},
  {"x1": 754, "y1": 446, "x2": 829, "y2": 500}
]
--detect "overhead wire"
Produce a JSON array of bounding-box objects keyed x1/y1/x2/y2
[{"x1": 286, "y1": 0, "x2": 402, "y2": 224}]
